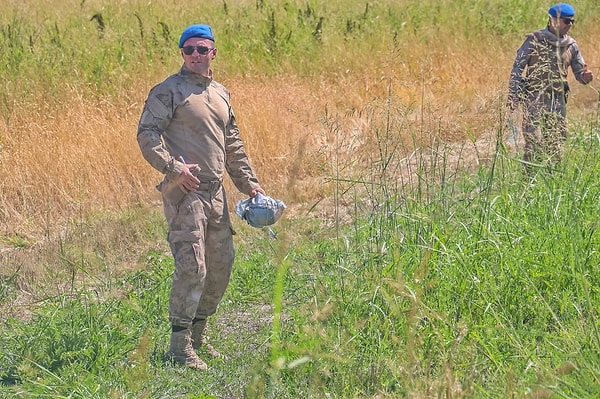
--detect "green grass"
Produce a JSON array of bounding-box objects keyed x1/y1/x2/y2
[
  {"x1": 0, "y1": 0, "x2": 597, "y2": 102},
  {"x1": 2, "y1": 122, "x2": 600, "y2": 397}
]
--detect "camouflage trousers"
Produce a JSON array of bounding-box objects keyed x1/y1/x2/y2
[
  {"x1": 522, "y1": 91, "x2": 568, "y2": 170},
  {"x1": 162, "y1": 185, "x2": 235, "y2": 329}
]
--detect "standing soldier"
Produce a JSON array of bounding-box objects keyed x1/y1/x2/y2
[
  {"x1": 507, "y1": 3, "x2": 593, "y2": 172},
  {"x1": 137, "y1": 24, "x2": 266, "y2": 370}
]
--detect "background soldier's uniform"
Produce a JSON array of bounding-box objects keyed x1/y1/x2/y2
[{"x1": 508, "y1": 27, "x2": 589, "y2": 169}]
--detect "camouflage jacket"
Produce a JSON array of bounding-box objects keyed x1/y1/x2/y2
[
  {"x1": 137, "y1": 65, "x2": 260, "y2": 195},
  {"x1": 508, "y1": 27, "x2": 588, "y2": 106}
]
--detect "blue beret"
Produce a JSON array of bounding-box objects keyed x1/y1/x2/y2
[
  {"x1": 548, "y1": 3, "x2": 575, "y2": 18},
  {"x1": 178, "y1": 24, "x2": 215, "y2": 48}
]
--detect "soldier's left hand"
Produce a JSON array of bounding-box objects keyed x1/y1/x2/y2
[{"x1": 582, "y1": 67, "x2": 594, "y2": 84}]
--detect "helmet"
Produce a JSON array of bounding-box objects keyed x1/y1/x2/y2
[{"x1": 235, "y1": 193, "x2": 286, "y2": 228}]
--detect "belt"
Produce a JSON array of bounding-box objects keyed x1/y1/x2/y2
[{"x1": 196, "y1": 179, "x2": 222, "y2": 193}]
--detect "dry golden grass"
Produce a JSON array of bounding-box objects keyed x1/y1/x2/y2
[{"x1": 1, "y1": 28, "x2": 599, "y2": 239}]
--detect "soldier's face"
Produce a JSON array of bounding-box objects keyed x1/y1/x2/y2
[
  {"x1": 181, "y1": 37, "x2": 217, "y2": 76},
  {"x1": 551, "y1": 16, "x2": 574, "y2": 36},
  {"x1": 559, "y1": 17, "x2": 574, "y2": 35}
]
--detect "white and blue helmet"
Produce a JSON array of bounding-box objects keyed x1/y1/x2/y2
[{"x1": 235, "y1": 193, "x2": 286, "y2": 228}]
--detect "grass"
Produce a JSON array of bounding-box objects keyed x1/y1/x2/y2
[
  {"x1": 2, "y1": 111, "x2": 600, "y2": 397},
  {"x1": 1, "y1": 0, "x2": 600, "y2": 397}
]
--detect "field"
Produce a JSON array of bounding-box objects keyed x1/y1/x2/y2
[{"x1": 1, "y1": 0, "x2": 599, "y2": 397}]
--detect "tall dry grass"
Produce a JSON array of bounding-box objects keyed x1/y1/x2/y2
[{"x1": 1, "y1": 0, "x2": 599, "y2": 239}]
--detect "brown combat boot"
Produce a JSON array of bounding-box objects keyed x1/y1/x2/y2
[
  {"x1": 191, "y1": 319, "x2": 221, "y2": 358},
  {"x1": 166, "y1": 329, "x2": 208, "y2": 370}
]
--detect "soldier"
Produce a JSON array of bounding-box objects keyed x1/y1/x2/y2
[
  {"x1": 137, "y1": 24, "x2": 266, "y2": 370},
  {"x1": 507, "y1": 3, "x2": 593, "y2": 172}
]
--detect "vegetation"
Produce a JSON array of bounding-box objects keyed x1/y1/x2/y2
[{"x1": 1, "y1": 0, "x2": 599, "y2": 397}]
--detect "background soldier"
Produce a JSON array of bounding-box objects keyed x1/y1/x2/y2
[{"x1": 507, "y1": 3, "x2": 593, "y2": 172}]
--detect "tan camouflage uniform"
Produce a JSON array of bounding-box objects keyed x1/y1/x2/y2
[
  {"x1": 137, "y1": 65, "x2": 261, "y2": 330},
  {"x1": 508, "y1": 27, "x2": 589, "y2": 170}
]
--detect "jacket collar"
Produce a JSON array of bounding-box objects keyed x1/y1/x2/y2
[
  {"x1": 179, "y1": 65, "x2": 213, "y2": 84},
  {"x1": 539, "y1": 26, "x2": 574, "y2": 48}
]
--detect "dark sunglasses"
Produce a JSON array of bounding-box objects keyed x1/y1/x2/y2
[
  {"x1": 181, "y1": 45, "x2": 215, "y2": 55},
  {"x1": 561, "y1": 17, "x2": 575, "y2": 25}
]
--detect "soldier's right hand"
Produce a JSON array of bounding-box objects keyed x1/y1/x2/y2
[{"x1": 176, "y1": 163, "x2": 200, "y2": 193}]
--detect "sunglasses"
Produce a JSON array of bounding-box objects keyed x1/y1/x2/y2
[
  {"x1": 561, "y1": 17, "x2": 575, "y2": 25},
  {"x1": 181, "y1": 45, "x2": 215, "y2": 55}
]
